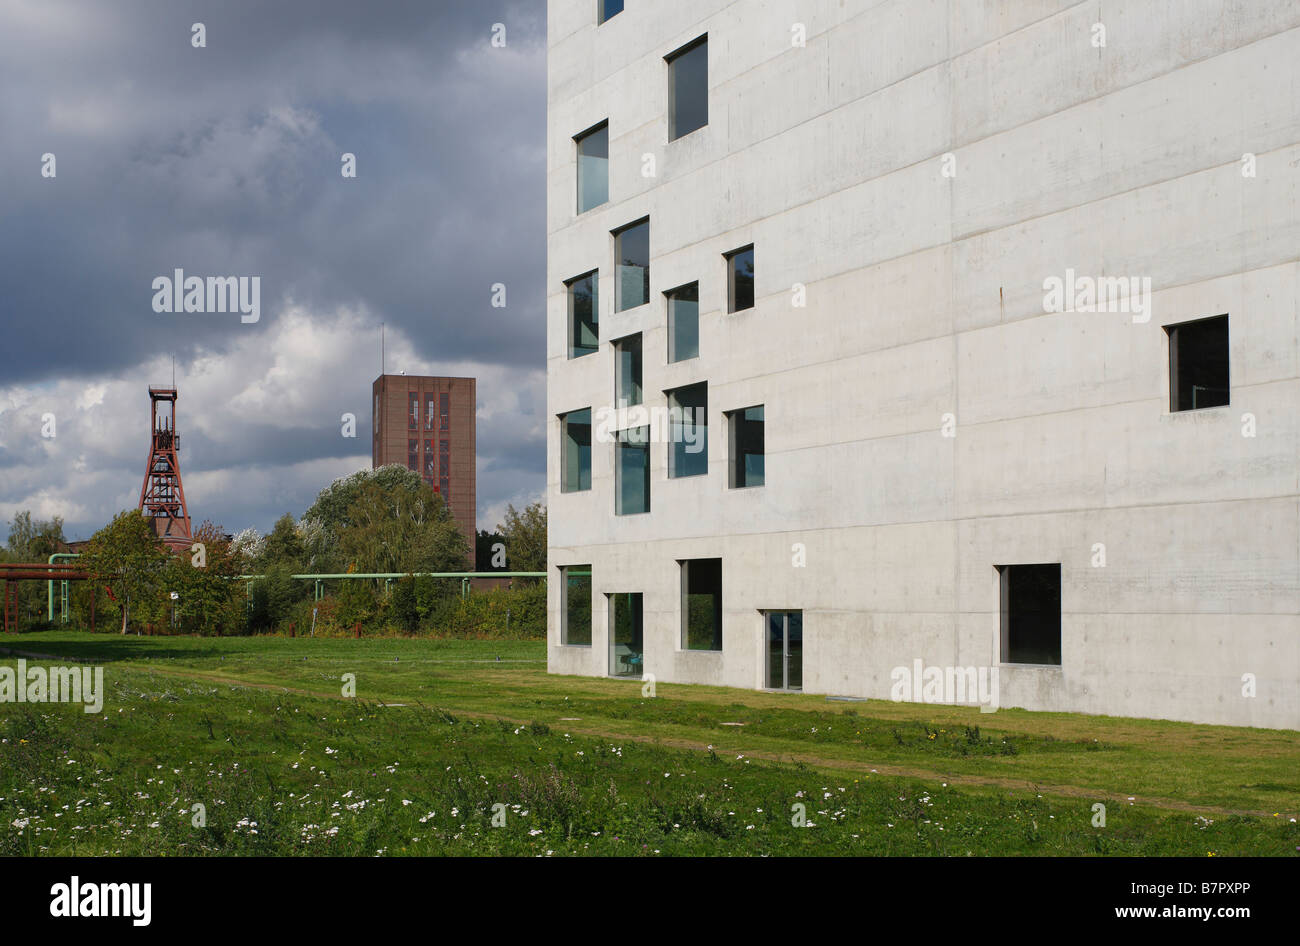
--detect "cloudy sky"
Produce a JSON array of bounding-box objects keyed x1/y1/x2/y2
[{"x1": 0, "y1": 0, "x2": 546, "y2": 545}]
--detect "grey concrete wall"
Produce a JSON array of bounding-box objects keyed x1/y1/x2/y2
[{"x1": 546, "y1": 0, "x2": 1300, "y2": 729}]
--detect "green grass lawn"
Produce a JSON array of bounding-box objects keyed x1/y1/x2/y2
[{"x1": 1, "y1": 630, "x2": 1296, "y2": 856}]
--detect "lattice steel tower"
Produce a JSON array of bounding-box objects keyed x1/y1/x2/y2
[{"x1": 138, "y1": 387, "x2": 192, "y2": 552}]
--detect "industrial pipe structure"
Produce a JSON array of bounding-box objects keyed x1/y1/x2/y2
[{"x1": 47, "y1": 554, "x2": 548, "y2": 623}]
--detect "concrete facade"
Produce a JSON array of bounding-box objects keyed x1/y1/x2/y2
[
  {"x1": 372, "y1": 374, "x2": 476, "y2": 545},
  {"x1": 546, "y1": 0, "x2": 1300, "y2": 729}
]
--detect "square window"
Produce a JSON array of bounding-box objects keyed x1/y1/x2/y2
[
  {"x1": 566, "y1": 271, "x2": 599, "y2": 358},
  {"x1": 616, "y1": 426, "x2": 650, "y2": 515},
  {"x1": 726, "y1": 245, "x2": 754, "y2": 313},
  {"x1": 667, "y1": 36, "x2": 708, "y2": 140},
  {"x1": 680, "y1": 558, "x2": 721, "y2": 651},
  {"x1": 597, "y1": 0, "x2": 623, "y2": 25},
  {"x1": 998, "y1": 564, "x2": 1061, "y2": 666},
  {"x1": 667, "y1": 382, "x2": 707, "y2": 478},
  {"x1": 561, "y1": 565, "x2": 593, "y2": 646},
  {"x1": 614, "y1": 219, "x2": 649, "y2": 311},
  {"x1": 560, "y1": 408, "x2": 592, "y2": 492},
  {"x1": 575, "y1": 121, "x2": 609, "y2": 214},
  {"x1": 666, "y1": 282, "x2": 699, "y2": 362},
  {"x1": 614, "y1": 334, "x2": 643, "y2": 409},
  {"x1": 727, "y1": 405, "x2": 764, "y2": 488},
  {"x1": 1166, "y1": 314, "x2": 1229, "y2": 411}
]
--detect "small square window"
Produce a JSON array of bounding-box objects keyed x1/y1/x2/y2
[
  {"x1": 998, "y1": 564, "x2": 1061, "y2": 666},
  {"x1": 616, "y1": 426, "x2": 650, "y2": 515},
  {"x1": 597, "y1": 0, "x2": 623, "y2": 25},
  {"x1": 614, "y1": 334, "x2": 643, "y2": 409},
  {"x1": 560, "y1": 408, "x2": 592, "y2": 492},
  {"x1": 667, "y1": 36, "x2": 708, "y2": 140},
  {"x1": 562, "y1": 565, "x2": 593, "y2": 646},
  {"x1": 575, "y1": 121, "x2": 609, "y2": 214},
  {"x1": 727, "y1": 405, "x2": 764, "y2": 488},
  {"x1": 1166, "y1": 314, "x2": 1229, "y2": 412},
  {"x1": 614, "y1": 219, "x2": 649, "y2": 311},
  {"x1": 666, "y1": 282, "x2": 699, "y2": 362},
  {"x1": 667, "y1": 382, "x2": 707, "y2": 478},
  {"x1": 680, "y1": 558, "x2": 722, "y2": 651},
  {"x1": 726, "y1": 245, "x2": 754, "y2": 313},
  {"x1": 566, "y1": 271, "x2": 599, "y2": 358}
]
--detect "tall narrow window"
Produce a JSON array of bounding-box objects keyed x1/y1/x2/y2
[
  {"x1": 726, "y1": 245, "x2": 754, "y2": 312},
  {"x1": 575, "y1": 121, "x2": 609, "y2": 214},
  {"x1": 562, "y1": 565, "x2": 593, "y2": 646},
  {"x1": 616, "y1": 427, "x2": 650, "y2": 515},
  {"x1": 424, "y1": 439, "x2": 435, "y2": 479},
  {"x1": 561, "y1": 408, "x2": 592, "y2": 492},
  {"x1": 407, "y1": 439, "x2": 418, "y2": 471},
  {"x1": 667, "y1": 282, "x2": 699, "y2": 362},
  {"x1": 440, "y1": 477, "x2": 450, "y2": 504},
  {"x1": 439, "y1": 438, "x2": 449, "y2": 476},
  {"x1": 425, "y1": 396, "x2": 435, "y2": 431},
  {"x1": 727, "y1": 405, "x2": 764, "y2": 488},
  {"x1": 440, "y1": 392, "x2": 449, "y2": 431},
  {"x1": 567, "y1": 271, "x2": 599, "y2": 358},
  {"x1": 408, "y1": 392, "x2": 419, "y2": 430},
  {"x1": 598, "y1": 0, "x2": 623, "y2": 24},
  {"x1": 680, "y1": 558, "x2": 722, "y2": 651},
  {"x1": 614, "y1": 218, "x2": 649, "y2": 312},
  {"x1": 667, "y1": 36, "x2": 708, "y2": 140},
  {"x1": 1166, "y1": 314, "x2": 1229, "y2": 412},
  {"x1": 667, "y1": 382, "x2": 707, "y2": 478},
  {"x1": 614, "y1": 334, "x2": 643, "y2": 409},
  {"x1": 998, "y1": 564, "x2": 1062, "y2": 666}
]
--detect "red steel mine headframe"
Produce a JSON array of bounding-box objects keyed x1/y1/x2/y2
[{"x1": 138, "y1": 386, "x2": 192, "y2": 552}]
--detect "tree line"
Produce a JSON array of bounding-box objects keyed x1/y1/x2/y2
[{"x1": 4, "y1": 466, "x2": 547, "y2": 638}]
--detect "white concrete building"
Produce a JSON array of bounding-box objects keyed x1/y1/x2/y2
[{"x1": 546, "y1": 0, "x2": 1300, "y2": 729}]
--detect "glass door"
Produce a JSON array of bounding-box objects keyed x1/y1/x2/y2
[
  {"x1": 609, "y1": 592, "x2": 644, "y2": 677},
  {"x1": 765, "y1": 611, "x2": 802, "y2": 690}
]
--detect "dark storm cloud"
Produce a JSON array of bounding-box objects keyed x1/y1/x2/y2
[{"x1": 0, "y1": 0, "x2": 547, "y2": 542}]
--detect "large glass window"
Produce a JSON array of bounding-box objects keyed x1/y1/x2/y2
[
  {"x1": 726, "y1": 245, "x2": 754, "y2": 313},
  {"x1": 560, "y1": 408, "x2": 592, "y2": 493},
  {"x1": 567, "y1": 271, "x2": 599, "y2": 358},
  {"x1": 598, "y1": 0, "x2": 623, "y2": 25},
  {"x1": 614, "y1": 334, "x2": 643, "y2": 409},
  {"x1": 667, "y1": 282, "x2": 699, "y2": 362},
  {"x1": 667, "y1": 382, "x2": 707, "y2": 478},
  {"x1": 562, "y1": 565, "x2": 592, "y2": 646},
  {"x1": 575, "y1": 121, "x2": 609, "y2": 214},
  {"x1": 998, "y1": 564, "x2": 1062, "y2": 666},
  {"x1": 423, "y1": 439, "x2": 436, "y2": 478},
  {"x1": 680, "y1": 558, "x2": 721, "y2": 651},
  {"x1": 407, "y1": 439, "x2": 418, "y2": 471},
  {"x1": 608, "y1": 592, "x2": 643, "y2": 677},
  {"x1": 408, "y1": 392, "x2": 419, "y2": 430},
  {"x1": 616, "y1": 426, "x2": 650, "y2": 515},
  {"x1": 727, "y1": 405, "x2": 764, "y2": 488},
  {"x1": 1166, "y1": 314, "x2": 1229, "y2": 411},
  {"x1": 425, "y1": 396, "x2": 435, "y2": 430},
  {"x1": 614, "y1": 219, "x2": 649, "y2": 312},
  {"x1": 667, "y1": 36, "x2": 708, "y2": 140},
  {"x1": 440, "y1": 392, "x2": 449, "y2": 431}
]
